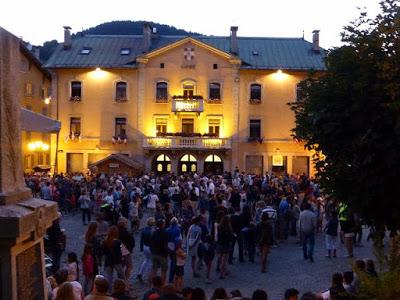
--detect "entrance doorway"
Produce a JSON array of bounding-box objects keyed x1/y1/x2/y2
[
  {"x1": 204, "y1": 154, "x2": 223, "y2": 174},
  {"x1": 67, "y1": 153, "x2": 83, "y2": 173},
  {"x1": 179, "y1": 154, "x2": 197, "y2": 174},
  {"x1": 182, "y1": 119, "x2": 194, "y2": 134},
  {"x1": 153, "y1": 154, "x2": 171, "y2": 174}
]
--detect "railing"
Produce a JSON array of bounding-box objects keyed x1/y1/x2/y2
[
  {"x1": 144, "y1": 136, "x2": 231, "y2": 149},
  {"x1": 172, "y1": 97, "x2": 204, "y2": 112}
]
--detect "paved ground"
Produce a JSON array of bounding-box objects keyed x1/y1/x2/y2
[{"x1": 60, "y1": 213, "x2": 375, "y2": 300}]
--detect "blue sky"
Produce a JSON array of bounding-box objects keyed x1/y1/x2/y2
[{"x1": 1, "y1": 0, "x2": 381, "y2": 48}]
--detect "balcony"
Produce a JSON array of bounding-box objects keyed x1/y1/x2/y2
[
  {"x1": 172, "y1": 95, "x2": 204, "y2": 113},
  {"x1": 143, "y1": 135, "x2": 231, "y2": 149}
]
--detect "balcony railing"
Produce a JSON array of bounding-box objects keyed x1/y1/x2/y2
[
  {"x1": 172, "y1": 95, "x2": 204, "y2": 113},
  {"x1": 144, "y1": 136, "x2": 231, "y2": 149}
]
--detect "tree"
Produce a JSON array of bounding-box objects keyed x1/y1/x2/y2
[{"x1": 289, "y1": 0, "x2": 400, "y2": 229}]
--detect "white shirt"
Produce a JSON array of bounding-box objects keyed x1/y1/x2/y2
[{"x1": 147, "y1": 193, "x2": 158, "y2": 209}]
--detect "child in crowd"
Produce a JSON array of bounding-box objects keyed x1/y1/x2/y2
[
  {"x1": 67, "y1": 252, "x2": 79, "y2": 282},
  {"x1": 174, "y1": 239, "x2": 186, "y2": 293},
  {"x1": 81, "y1": 245, "x2": 94, "y2": 295}
]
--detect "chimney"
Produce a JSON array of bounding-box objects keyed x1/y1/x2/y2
[
  {"x1": 63, "y1": 26, "x2": 72, "y2": 50},
  {"x1": 142, "y1": 23, "x2": 152, "y2": 53},
  {"x1": 312, "y1": 30, "x2": 320, "y2": 52},
  {"x1": 230, "y1": 26, "x2": 239, "y2": 55}
]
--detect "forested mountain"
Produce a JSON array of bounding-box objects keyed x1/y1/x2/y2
[{"x1": 39, "y1": 20, "x2": 201, "y2": 62}]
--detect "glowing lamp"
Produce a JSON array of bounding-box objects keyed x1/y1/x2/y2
[{"x1": 44, "y1": 97, "x2": 51, "y2": 105}]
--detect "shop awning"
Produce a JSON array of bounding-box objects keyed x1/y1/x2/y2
[{"x1": 21, "y1": 108, "x2": 61, "y2": 133}]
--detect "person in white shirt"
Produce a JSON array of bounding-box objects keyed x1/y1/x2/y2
[
  {"x1": 103, "y1": 190, "x2": 114, "y2": 209},
  {"x1": 147, "y1": 191, "x2": 158, "y2": 216}
]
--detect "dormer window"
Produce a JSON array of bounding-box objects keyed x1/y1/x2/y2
[
  {"x1": 120, "y1": 48, "x2": 131, "y2": 55},
  {"x1": 80, "y1": 47, "x2": 92, "y2": 55}
]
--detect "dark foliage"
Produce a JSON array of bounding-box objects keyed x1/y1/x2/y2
[{"x1": 289, "y1": 0, "x2": 400, "y2": 229}]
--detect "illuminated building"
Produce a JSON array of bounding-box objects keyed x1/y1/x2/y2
[{"x1": 45, "y1": 25, "x2": 325, "y2": 175}]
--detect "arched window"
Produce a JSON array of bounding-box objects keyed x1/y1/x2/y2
[
  {"x1": 180, "y1": 154, "x2": 196, "y2": 162},
  {"x1": 115, "y1": 81, "x2": 127, "y2": 101},
  {"x1": 209, "y1": 82, "x2": 221, "y2": 101},
  {"x1": 250, "y1": 83, "x2": 261, "y2": 103},
  {"x1": 156, "y1": 82, "x2": 168, "y2": 102},
  {"x1": 156, "y1": 154, "x2": 171, "y2": 162},
  {"x1": 205, "y1": 154, "x2": 222, "y2": 162}
]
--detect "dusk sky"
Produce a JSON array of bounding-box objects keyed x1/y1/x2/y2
[{"x1": 2, "y1": 0, "x2": 381, "y2": 49}]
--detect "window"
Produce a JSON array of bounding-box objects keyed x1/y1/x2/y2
[
  {"x1": 115, "y1": 117, "x2": 127, "y2": 137},
  {"x1": 25, "y1": 83, "x2": 33, "y2": 97},
  {"x1": 41, "y1": 87, "x2": 46, "y2": 100},
  {"x1": 182, "y1": 118, "x2": 194, "y2": 134},
  {"x1": 183, "y1": 82, "x2": 195, "y2": 98},
  {"x1": 156, "y1": 82, "x2": 168, "y2": 102},
  {"x1": 160, "y1": 63, "x2": 165, "y2": 68},
  {"x1": 296, "y1": 83, "x2": 305, "y2": 101},
  {"x1": 120, "y1": 48, "x2": 131, "y2": 55},
  {"x1": 213, "y1": 64, "x2": 218, "y2": 69},
  {"x1": 115, "y1": 82, "x2": 127, "y2": 101},
  {"x1": 249, "y1": 119, "x2": 261, "y2": 139},
  {"x1": 209, "y1": 83, "x2": 221, "y2": 101},
  {"x1": 70, "y1": 81, "x2": 82, "y2": 101},
  {"x1": 80, "y1": 47, "x2": 92, "y2": 55},
  {"x1": 250, "y1": 84, "x2": 261, "y2": 103},
  {"x1": 70, "y1": 117, "x2": 81, "y2": 136},
  {"x1": 208, "y1": 119, "x2": 220, "y2": 137},
  {"x1": 205, "y1": 154, "x2": 222, "y2": 162},
  {"x1": 155, "y1": 118, "x2": 168, "y2": 134}
]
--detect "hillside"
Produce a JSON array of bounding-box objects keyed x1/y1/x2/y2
[{"x1": 39, "y1": 20, "x2": 202, "y2": 62}]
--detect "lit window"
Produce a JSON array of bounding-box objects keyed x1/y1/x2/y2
[
  {"x1": 249, "y1": 119, "x2": 261, "y2": 139},
  {"x1": 180, "y1": 154, "x2": 196, "y2": 162},
  {"x1": 80, "y1": 47, "x2": 92, "y2": 55},
  {"x1": 182, "y1": 164, "x2": 187, "y2": 172},
  {"x1": 205, "y1": 154, "x2": 222, "y2": 162},
  {"x1": 208, "y1": 119, "x2": 220, "y2": 137},
  {"x1": 156, "y1": 82, "x2": 168, "y2": 102},
  {"x1": 70, "y1": 81, "x2": 82, "y2": 101},
  {"x1": 183, "y1": 82, "x2": 195, "y2": 98},
  {"x1": 70, "y1": 117, "x2": 81, "y2": 136},
  {"x1": 115, "y1": 82, "x2": 127, "y2": 101},
  {"x1": 250, "y1": 84, "x2": 261, "y2": 103},
  {"x1": 115, "y1": 117, "x2": 127, "y2": 137},
  {"x1": 209, "y1": 83, "x2": 221, "y2": 101},
  {"x1": 155, "y1": 118, "x2": 168, "y2": 134},
  {"x1": 191, "y1": 164, "x2": 196, "y2": 172},
  {"x1": 120, "y1": 48, "x2": 131, "y2": 55},
  {"x1": 157, "y1": 164, "x2": 163, "y2": 172}
]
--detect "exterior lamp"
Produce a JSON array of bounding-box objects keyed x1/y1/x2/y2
[
  {"x1": 27, "y1": 141, "x2": 50, "y2": 151},
  {"x1": 273, "y1": 69, "x2": 286, "y2": 80},
  {"x1": 44, "y1": 97, "x2": 51, "y2": 105}
]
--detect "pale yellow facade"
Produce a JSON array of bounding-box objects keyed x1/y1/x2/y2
[{"x1": 51, "y1": 37, "x2": 315, "y2": 176}]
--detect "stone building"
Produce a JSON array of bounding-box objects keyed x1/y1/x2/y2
[{"x1": 45, "y1": 24, "x2": 325, "y2": 176}]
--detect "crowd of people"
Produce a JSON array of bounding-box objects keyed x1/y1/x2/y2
[{"x1": 24, "y1": 169, "x2": 381, "y2": 300}]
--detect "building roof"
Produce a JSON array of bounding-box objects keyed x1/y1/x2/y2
[
  {"x1": 21, "y1": 107, "x2": 61, "y2": 133},
  {"x1": 89, "y1": 153, "x2": 143, "y2": 170},
  {"x1": 20, "y1": 42, "x2": 52, "y2": 79},
  {"x1": 45, "y1": 34, "x2": 326, "y2": 71}
]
